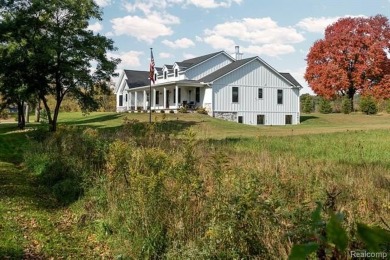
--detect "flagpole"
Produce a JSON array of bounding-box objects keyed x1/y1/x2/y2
[{"x1": 149, "y1": 48, "x2": 152, "y2": 124}]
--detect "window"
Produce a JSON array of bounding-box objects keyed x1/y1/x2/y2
[
  {"x1": 119, "y1": 95, "x2": 123, "y2": 106},
  {"x1": 178, "y1": 88, "x2": 181, "y2": 103},
  {"x1": 285, "y1": 115, "x2": 292, "y2": 125},
  {"x1": 156, "y1": 91, "x2": 159, "y2": 105},
  {"x1": 164, "y1": 71, "x2": 167, "y2": 79},
  {"x1": 257, "y1": 115, "x2": 265, "y2": 125},
  {"x1": 125, "y1": 94, "x2": 128, "y2": 102},
  {"x1": 154, "y1": 74, "x2": 157, "y2": 82},
  {"x1": 277, "y1": 89, "x2": 283, "y2": 104},
  {"x1": 258, "y1": 88, "x2": 263, "y2": 99},
  {"x1": 238, "y1": 116, "x2": 243, "y2": 123},
  {"x1": 196, "y1": 87, "x2": 200, "y2": 102},
  {"x1": 174, "y1": 69, "x2": 178, "y2": 77},
  {"x1": 232, "y1": 87, "x2": 239, "y2": 103}
]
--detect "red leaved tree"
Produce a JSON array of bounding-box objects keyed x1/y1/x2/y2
[{"x1": 305, "y1": 15, "x2": 390, "y2": 110}]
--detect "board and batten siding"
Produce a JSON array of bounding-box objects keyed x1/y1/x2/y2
[
  {"x1": 185, "y1": 54, "x2": 233, "y2": 81},
  {"x1": 212, "y1": 59, "x2": 300, "y2": 125}
]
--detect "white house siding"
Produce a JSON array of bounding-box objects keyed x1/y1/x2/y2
[
  {"x1": 212, "y1": 60, "x2": 300, "y2": 125},
  {"x1": 203, "y1": 87, "x2": 213, "y2": 114},
  {"x1": 115, "y1": 73, "x2": 128, "y2": 112},
  {"x1": 185, "y1": 54, "x2": 233, "y2": 80}
]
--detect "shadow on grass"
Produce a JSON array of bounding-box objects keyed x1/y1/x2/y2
[
  {"x1": 0, "y1": 247, "x2": 24, "y2": 260},
  {"x1": 0, "y1": 123, "x2": 32, "y2": 164},
  {"x1": 61, "y1": 113, "x2": 123, "y2": 127},
  {"x1": 300, "y1": 115, "x2": 319, "y2": 123},
  {"x1": 0, "y1": 162, "x2": 59, "y2": 209}
]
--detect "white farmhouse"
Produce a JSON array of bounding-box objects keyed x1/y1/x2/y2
[{"x1": 114, "y1": 47, "x2": 302, "y2": 125}]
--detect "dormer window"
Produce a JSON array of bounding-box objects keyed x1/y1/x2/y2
[
  {"x1": 154, "y1": 74, "x2": 157, "y2": 82},
  {"x1": 164, "y1": 71, "x2": 167, "y2": 79},
  {"x1": 174, "y1": 69, "x2": 178, "y2": 77}
]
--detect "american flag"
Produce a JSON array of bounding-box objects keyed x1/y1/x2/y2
[{"x1": 149, "y1": 49, "x2": 155, "y2": 84}]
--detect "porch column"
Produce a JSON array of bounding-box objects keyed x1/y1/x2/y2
[
  {"x1": 175, "y1": 85, "x2": 178, "y2": 107},
  {"x1": 128, "y1": 92, "x2": 132, "y2": 111},
  {"x1": 143, "y1": 90, "x2": 147, "y2": 110},
  {"x1": 153, "y1": 89, "x2": 156, "y2": 109},
  {"x1": 163, "y1": 87, "x2": 167, "y2": 109},
  {"x1": 134, "y1": 91, "x2": 138, "y2": 111}
]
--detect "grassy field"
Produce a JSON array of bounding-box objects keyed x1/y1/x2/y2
[
  {"x1": 54, "y1": 111, "x2": 390, "y2": 138},
  {"x1": 0, "y1": 112, "x2": 389, "y2": 258}
]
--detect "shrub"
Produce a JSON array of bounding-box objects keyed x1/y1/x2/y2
[
  {"x1": 301, "y1": 94, "x2": 314, "y2": 113},
  {"x1": 360, "y1": 96, "x2": 378, "y2": 115},
  {"x1": 341, "y1": 97, "x2": 352, "y2": 114},
  {"x1": 196, "y1": 107, "x2": 208, "y2": 115},
  {"x1": 179, "y1": 106, "x2": 188, "y2": 113},
  {"x1": 387, "y1": 100, "x2": 390, "y2": 114},
  {"x1": 0, "y1": 109, "x2": 9, "y2": 119},
  {"x1": 318, "y1": 98, "x2": 332, "y2": 114}
]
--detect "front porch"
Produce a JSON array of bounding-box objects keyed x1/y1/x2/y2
[{"x1": 124, "y1": 81, "x2": 207, "y2": 112}]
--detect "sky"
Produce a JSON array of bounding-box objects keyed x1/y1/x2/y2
[{"x1": 89, "y1": 0, "x2": 390, "y2": 94}]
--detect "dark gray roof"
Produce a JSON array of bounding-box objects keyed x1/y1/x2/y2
[
  {"x1": 164, "y1": 64, "x2": 173, "y2": 70},
  {"x1": 198, "y1": 57, "x2": 254, "y2": 83},
  {"x1": 155, "y1": 67, "x2": 163, "y2": 73},
  {"x1": 180, "y1": 51, "x2": 224, "y2": 69},
  {"x1": 124, "y1": 70, "x2": 149, "y2": 88},
  {"x1": 175, "y1": 62, "x2": 193, "y2": 69},
  {"x1": 279, "y1": 73, "x2": 302, "y2": 87}
]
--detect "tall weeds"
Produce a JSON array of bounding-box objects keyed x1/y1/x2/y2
[{"x1": 23, "y1": 122, "x2": 390, "y2": 258}]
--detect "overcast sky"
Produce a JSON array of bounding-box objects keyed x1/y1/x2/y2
[{"x1": 90, "y1": 0, "x2": 390, "y2": 94}]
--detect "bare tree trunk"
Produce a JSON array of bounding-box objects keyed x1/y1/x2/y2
[
  {"x1": 17, "y1": 101, "x2": 25, "y2": 129},
  {"x1": 35, "y1": 99, "x2": 40, "y2": 122},
  {"x1": 25, "y1": 103, "x2": 29, "y2": 123}
]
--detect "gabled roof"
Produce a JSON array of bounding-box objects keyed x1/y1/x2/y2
[
  {"x1": 155, "y1": 67, "x2": 163, "y2": 73},
  {"x1": 124, "y1": 70, "x2": 149, "y2": 88},
  {"x1": 175, "y1": 62, "x2": 193, "y2": 69},
  {"x1": 198, "y1": 57, "x2": 255, "y2": 83},
  {"x1": 181, "y1": 51, "x2": 224, "y2": 67},
  {"x1": 163, "y1": 64, "x2": 173, "y2": 70},
  {"x1": 198, "y1": 57, "x2": 303, "y2": 88},
  {"x1": 279, "y1": 73, "x2": 302, "y2": 88}
]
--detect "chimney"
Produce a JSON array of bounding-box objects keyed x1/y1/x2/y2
[{"x1": 235, "y1": 45, "x2": 243, "y2": 60}]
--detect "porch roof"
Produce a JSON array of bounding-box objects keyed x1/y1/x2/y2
[{"x1": 125, "y1": 79, "x2": 206, "y2": 92}]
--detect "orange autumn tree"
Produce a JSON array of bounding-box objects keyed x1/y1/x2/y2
[{"x1": 305, "y1": 15, "x2": 390, "y2": 110}]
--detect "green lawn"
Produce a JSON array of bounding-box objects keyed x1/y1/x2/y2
[{"x1": 54, "y1": 111, "x2": 390, "y2": 138}]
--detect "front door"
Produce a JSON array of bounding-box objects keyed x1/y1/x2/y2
[{"x1": 166, "y1": 90, "x2": 170, "y2": 109}]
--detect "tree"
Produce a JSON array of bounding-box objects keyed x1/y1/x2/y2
[
  {"x1": 305, "y1": 15, "x2": 390, "y2": 111},
  {"x1": 359, "y1": 96, "x2": 378, "y2": 115},
  {"x1": 318, "y1": 98, "x2": 332, "y2": 114},
  {"x1": 0, "y1": 0, "x2": 120, "y2": 131},
  {"x1": 301, "y1": 94, "x2": 314, "y2": 113},
  {"x1": 341, "y1": 97, "x2": 352, "y2": 114}
]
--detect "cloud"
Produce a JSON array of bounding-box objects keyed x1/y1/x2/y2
[
  {"x1": 162, "y1": 38, "x2": 195, "y2": 49},
  {"x1": 112, "y1": 0, "x2": 182, "y2": 43},
  {"x1": 111, "y1": 16, "x2": 174, "y2": 43},
  {"x1": 183, "y1": 53, "x2": 196, "y2": 59},
  {"x1": 242, "y1": 44, "x2": 295, "y2": 57},
  {"x1": 87, "y1": 22, "x2": 103, "y2": 33},
  {"x1": 94, "y1": 0, "x2": 111, "y2": 7},
  {"x1": 203, "y1": 35, "x2": 236, "y2": 50},
  {"x1": 108, "y1": 51, "x2": 144, "y2": 69},
  {"x1": 187, "y1": 0, "x2": 242, "y2": 8},
  {"x1": 201, "y1": 17, "x2": 304, "y2": 57},
  {"x1": 159, "y1": 52, "x2": 172, "y2": 58},
  {"x1": 296, "y1": 15, "x2": 367, "y2": 33}
]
